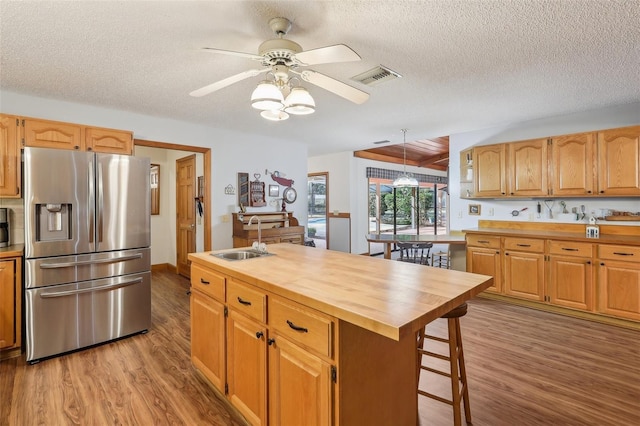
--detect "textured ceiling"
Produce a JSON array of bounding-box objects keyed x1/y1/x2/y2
[{"x1": 1, "y1": 1, "x2": 639, "y2": 159}]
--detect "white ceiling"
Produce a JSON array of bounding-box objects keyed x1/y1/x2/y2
[{"x1": 1, "y1": 1, "x2": 639, "y2": 156}]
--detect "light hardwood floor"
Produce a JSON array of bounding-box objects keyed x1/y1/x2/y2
[{"x1": 2, "y1": 270, "x2": 639, "y2": 426}]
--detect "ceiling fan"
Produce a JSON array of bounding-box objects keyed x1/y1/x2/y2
[{"x1": 189, "y1": 17, "x2": 370, "y2": 107}]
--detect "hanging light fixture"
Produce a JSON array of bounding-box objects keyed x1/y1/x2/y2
[
  {"x1": 251, "y1": 80, "x2": 284, "y2": 110},
  {"x1": 284, "y1": 87, "x2": 315, "y2": 115},
  {"x1": 250, "y1": 72, "x2": 315, "y2": 120},
  {"x1": 393, "y1": 128, "x2": 419, "y2": 188}
]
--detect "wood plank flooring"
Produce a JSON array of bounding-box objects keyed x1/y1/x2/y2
[{"x1": 2, "y1": 270, "x2": 639, "y2": 425}]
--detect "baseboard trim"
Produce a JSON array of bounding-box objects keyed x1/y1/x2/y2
[{"x1": 151, "y1": 263, "x2": 177, "y2": 274}]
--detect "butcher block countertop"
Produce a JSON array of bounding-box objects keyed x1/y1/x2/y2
[
  {"x1": 0, "y1": 244, "x2": 24, "y2": 258},
  {"x1": 465, "y1": 220, "x2": 640, "y2": 246},
  {"x1": 188, "y1": 243, "x2": 493, "y2": 341}
]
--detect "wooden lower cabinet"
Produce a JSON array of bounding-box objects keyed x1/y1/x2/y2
[
  {"x1": 597, "y1": 244, "x2": 640, "y2": 321},
  {"x1": 466, "y1": 228, "x2": 640, "y2": 324},
  {"x1": 268, "y1": 334, "x2": 332, "y2": 426},
  {"x1": 504, "y1": 250, "x2": 545, "y2": 300},
  {"x1": 227, "y1": 310, "x2": 267, "y2": 426},
  {"x1": 0, "y1": 256, "x2": 22, "y2": 359},
  {"x1": 190, "y1": 289, "x2": 226, "y2": 390}
]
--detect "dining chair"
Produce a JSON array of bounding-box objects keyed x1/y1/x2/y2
[{"x1": 396, "y1": 242, "x2": 433, "y2": 265}]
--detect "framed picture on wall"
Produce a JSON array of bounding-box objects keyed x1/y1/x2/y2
[{"x1": 468, "y1": 204, "x2": 481, "y2": 215}]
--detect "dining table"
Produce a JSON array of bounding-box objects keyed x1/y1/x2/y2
[{"x1": 366, "y1": 233, "x2": 467, "y2": 270}]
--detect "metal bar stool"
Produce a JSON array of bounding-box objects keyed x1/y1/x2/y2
[
  {"x1": 416, "y1": 303, "x2": 471, "y2": 425},
  {"x1": 432, "y1": 247, "x2": 451, "y2": 269}
]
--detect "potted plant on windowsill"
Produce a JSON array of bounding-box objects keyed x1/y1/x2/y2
[{"x1": 308, "y1": 227, "x2": 317, "y2": 238}]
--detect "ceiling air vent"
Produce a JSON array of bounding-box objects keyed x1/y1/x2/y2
[{"x1": 351, "y1": 65, "x2": 402, "y2": 86}]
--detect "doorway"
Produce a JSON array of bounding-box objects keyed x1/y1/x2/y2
[{"x1": 307, "y1": 172, "x2": 328, "y2": 249}]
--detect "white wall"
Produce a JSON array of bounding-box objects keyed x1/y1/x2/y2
[
  {"x1": 448, "y1": 102, "x2": 640, "y2": 231},
  {"x1": 2, "y1": 90, "x2": 309, "y2": 255}
]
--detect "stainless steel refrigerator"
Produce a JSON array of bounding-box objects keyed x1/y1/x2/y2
[{"x1": 23, "y1": 147, "x2": 151, "y2": 363}]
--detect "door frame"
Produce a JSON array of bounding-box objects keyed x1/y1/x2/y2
[
  {"x1": 307, "y1": 172, "x2": 329, "y2": 249},
  {"x1": 134, "y1": 139, "x2": 211, "y2": 252}
]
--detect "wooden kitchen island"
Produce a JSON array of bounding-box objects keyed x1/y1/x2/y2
[{"x1": 188, "y1": 243, "x2": 492, "y2": 426}]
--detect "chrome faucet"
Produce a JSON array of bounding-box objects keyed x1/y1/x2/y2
[{"x1": 248, "y1": 215, "x2": 266, "y2": 253}]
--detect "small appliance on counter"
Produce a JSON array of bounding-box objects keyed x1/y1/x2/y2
[{"x1": 0, "y1": 208, "x2": 8, "y2": 247}]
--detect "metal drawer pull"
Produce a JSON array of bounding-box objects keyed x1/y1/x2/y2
[
  {"x1": 516, "y1": 244, "x2": 531, "y2": 247},
  {"x1": 561, "y1": 248, "x2": 579, "y2": 251},
  {"x1": 200, "y1": 278, "x2": 210, "y2": 284},
  {"x1": 237, "y1": 297, "x2": 252, "y2": 306},
  {"x1": 40, "y1": 253, "x2": 143, "y2": 269},
  {"x1": 613, "y1": 252, "x2": 634, "y2": 256},
  {"x1": 286, "y1": 320, "x2": 308, "y2": 333},
  {"x1": 478, "y1": 240, "x2": 490, "y2": 243},
  {"x1": 255, "y1": 331, "x2": 264, "y2": 339},
  {"x1": 40, "y1": 277, "x2": 143, "y2": 298}
]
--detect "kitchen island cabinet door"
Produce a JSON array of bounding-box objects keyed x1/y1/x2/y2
[
  {"x1": 503, "y1": 251, "x2": 544, "y2": 301},
  {"x1": 227, "y1": 310, "x2": 267, "y2": 426},
  {"x1": 598, "y1": 260, "x2": 640, "y2": 321},
  {"x1": 597, "y1": 126, "x2": 640, "y2": 195},
  {"x1": 190, "y1": 289, "x2": 226, "y2": 391},
  {"x1": 268, "y1": 334, "x2": 332, "y2": 426},
  {"x1": 0, "y1": 115, "x2": 21, "y2": 198},
  {"x1": 548, "y1": 255, "x2": 594, "y2": 311}
]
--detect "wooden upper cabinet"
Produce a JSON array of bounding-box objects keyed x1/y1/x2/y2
[
  {"x1": 0, "y1": 114, "x2": 21, "y2": 198},
  {"x1": 473, "y1": 144, "x2": 507, "y2": 197},
  {"x1": 508, "y1": 138, "x2": 548, "y2": 197},
  {"x1": 22, "y1": 116, "x2": 133, "y2": 155},
  {"x1": 597, "y1": 126, "x2": 640, "y2": 195},
  {"x1": 85, "y1": 127, "x2": 133, "y2": 155},
  {"x1": 24, "y1": 118, "x2": 84, "y2": 150},
  {"x1": 550, "y1": 132, "x2": 595, "y2": 196}
]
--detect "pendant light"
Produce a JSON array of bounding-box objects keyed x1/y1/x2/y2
[
  {"x1": 393, "y1": 128, "x2": 419, "y2": 188},
  {"x1": 251, "y1": 80, "x2": 284, "y2": 110}
]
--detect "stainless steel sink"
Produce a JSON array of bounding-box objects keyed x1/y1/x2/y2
[{"x1": 211, "y1": 250, "x2": 272, "y2": 261}]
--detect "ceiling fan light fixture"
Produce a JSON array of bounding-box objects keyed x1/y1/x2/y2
[
  {"x1": 284, "y1": 87, "x2": 315, "y2": 115},
  {"x1": 251, "y1": 80, "x2": 284, "y2": 110},
  {"x1": 261, "y1": 109, "x2": 290, "y2": 121},
  {"x1": 393, "y1": 128, "x2": 419, "y2": 188}
]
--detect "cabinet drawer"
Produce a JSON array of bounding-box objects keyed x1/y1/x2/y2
[
  {"x1": 548, "y1": 241, "x2": 593, "y2": 257},
  {"x1": 504, "y1": 237, "x2": 544, "y2": 253},
  {"x1": 191, "y1": 263, "x2": 225, "y2": 302},
  {"x1": 466, "y1": 234, "x2": 501, "y2": 249},
  {"x1": 598, "y1": 245, "x2": 640, "y2": 261},
  {"x1": 269, "y1": 296, "x2": 334, "y2": 359},
  {"x1": 227, "y1": 279, "x2": 266, "y2": 323}
]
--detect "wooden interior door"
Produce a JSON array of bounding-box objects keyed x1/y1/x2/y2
[{"x1": 176, "y1": 155, "x2": 196, "y2": 277}]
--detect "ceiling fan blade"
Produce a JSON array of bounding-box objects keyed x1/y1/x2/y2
[
  {"x1": 294, "y1": 69, "x2": 369, "y2": 104},
  {"x1": 202, "y1": 47, "x2": 264, "y2": 62},
  {"x1": 295, "y1": 44, "x2": 361, "y2": 66},
  {"x1": 189, "y1": 69, "x2": 268, "y2": 97}
]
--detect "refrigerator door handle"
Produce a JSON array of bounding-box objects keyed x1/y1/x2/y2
[
  {"x1": 97, "y1": 162, "x2": 104, "y2": 243},
  {"x1": 39, "y1": 253, "x2": 144, "y2": 269},
  {"x1": 88, "y1": 159, "x2": 95, "y2": 244},
  {"x1": 39, "y1": 277, "x2": 143, "y2": 298}
]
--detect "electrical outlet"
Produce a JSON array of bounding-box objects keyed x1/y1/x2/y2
[
  {"x1": 489, "y1": 208, "x2": 494, "y2": 216},
  {"x1": 458, "y1": 210, "x2": 463, "y2": 218},
  {"x1": 221, "y1": 214, "x2": 230, "y2": 223}
]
